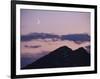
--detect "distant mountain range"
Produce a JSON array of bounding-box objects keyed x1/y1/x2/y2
[
  {"x1": 22, "y1": 46, "x2": 90, "y2": 69},
  {"x1": 21, "y1": 33, "x2": 90, "y2": 42},
  {"x1": 61, "y1": 34, "x2": 90, "y2": 41}
]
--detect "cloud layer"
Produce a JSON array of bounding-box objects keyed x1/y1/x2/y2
[{"x1": 21, "y1": 33, "x2": 90, "y2": 42}]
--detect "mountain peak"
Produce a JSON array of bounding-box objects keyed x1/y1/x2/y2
[
  {"x1": 74, "y1": 47, "x2": 87, "y2": 53},
  {"x1": 22, "y1": 46, "x2": 90, "y2": 69},
  {"x1": 49, "y1": 46, "x2": 72, "y2": 56},
  {"x1": 54, "y1": 46, "x2": 72, "y2": 52}
]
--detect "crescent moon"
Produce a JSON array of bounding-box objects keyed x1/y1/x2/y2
[{"x1": 37, "y1": 18, "x2": 40, "y2": 24}]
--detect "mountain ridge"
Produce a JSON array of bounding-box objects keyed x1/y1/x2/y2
[
  {"x1": 22, "y1": 46, "x2": 90, "y2": 69},
  {"x1": 21, "y1": 33, "x2": 90, "y2": 42}
]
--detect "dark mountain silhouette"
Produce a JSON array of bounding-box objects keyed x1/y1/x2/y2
[
  {"x1": 21, "y1": 33, "x2": 90, "y2": 42},
  {"x1": 85, "y1": 45, "x2": 90, "y2": 53},
  {"x1": 67, "y1": 47, "x2": 90, "y2": 66},
  {"x1": 22, "y1": 46, "x2": 90, "y2": 69}
]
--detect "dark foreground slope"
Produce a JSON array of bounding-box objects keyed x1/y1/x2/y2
[{"x1": 22, "y1": 46, "x2": 90, "y2": 69}]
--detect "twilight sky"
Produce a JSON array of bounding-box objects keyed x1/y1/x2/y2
[
  {"x1": 20, "y1": 9, "x2": 91, "y2": 68},
  {"x1": 20, "y1": 9, "x2": 90, "y2": 35}
]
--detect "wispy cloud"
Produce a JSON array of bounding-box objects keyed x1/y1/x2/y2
[{"x1": 24, "y1": 45, "x2": 41, "y2": 48}]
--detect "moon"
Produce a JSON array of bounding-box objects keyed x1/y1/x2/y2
[{"x1": 37, "y1": 18, "x2": 40, "y2": 24}]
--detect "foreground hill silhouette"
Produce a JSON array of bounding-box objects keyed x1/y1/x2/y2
[{"x1": 22, "y1": 46, "x2": 90, "y2": 69}]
